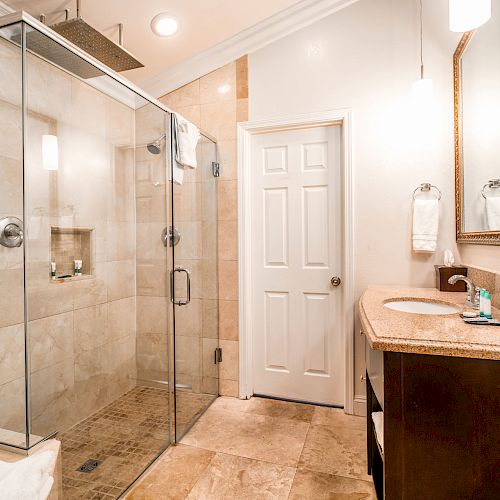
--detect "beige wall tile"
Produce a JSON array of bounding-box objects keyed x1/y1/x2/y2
[
  {"x1": 0, "y1": 377, "x2": 26, "y2": 434},
  {"x1": 136, "y1": 261, "x2": 168, "y2": 297},
  {"x1": 74, "y1": 303, "x2": 109, "y2": 353},
  {"x1": 219, "y1": 378, "x2": 239, "y2": 398},
  {"x1": 28, "y1": 281, "x2": 74, "y2": 321},
  {"x1": 202, "y1": 337, "x2": 219, "y2": 379},
  {"x1": 201, "y1": 100, "x2": 237, "y2": 141},
  {"x1": 109, "y1": 297, "x2": 136, "y2": 340},
  {"x1": 199, "y1": 62, "x2": 237, "y2": 104},
  {"x1": 219, "y1": 220, "x2": 238, "y2": 260},
  {"x1": 0, "y1": 156, "x2": 23, "y2": 215},
  {"x1": 107, "y1": 259, "x2": 135, "y2": 301},
  {"x1": 174, "y1": 105, "x2": 202, "y2": 128},
  {"x1": 236, "y1": 98, "x2": 249, "y2": 123},
  {"x1": 217, "y1": 180, "x2": 237, "y2": 221},
  {"x1": 220, "y1": 300, "x2": 238, "y2": 341},
  {"x1": 30, "y1": 311, "x2": 74, "y2": 372},
  {"x1": 30, "y1": 358, "x2": 75, "y2": 436},
  {"x1": 136, "y1": 332, "x2": 168, "y2": 377},
  {"x1": 176, "y1": 335, "x2": 201, "y2": 378},
  {"x1": 73, "y1": 264, "x2": 107, "y2": 310},
  {"x1": 236, "y1": 56, "x2": 249, "y2": 100},
  {"x1": 219, "y1": 260, "x2": 238, "y2": 301},
  {"x1": 217, "y1": 141, "x2": 237, "y2": 180},
  {"x1": 175, "y1": 298, "x2": 202, "y2": 337},
  {"x1": 0, "y1": 269, "x2": 24, "y2": 327},
  {"x1": 161, "y1": 80, "x2": 200, "y2": 109},
  {"x1": 0, "y1": 323, "x2": 24, "y2": 386},
  {"x1": 220, "y1": 339, "x2": 239, "y2": 381},
  {"x1": 137, "y1": 295, "x2": 168, "y2": 334},
  {"x1": 202, "y1": 299, "x2": 218, "y2": 339}
]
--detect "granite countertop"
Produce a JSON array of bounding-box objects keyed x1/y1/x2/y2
[{"x1": 360, "y1": 287, "x2": 500, "y2": 360}]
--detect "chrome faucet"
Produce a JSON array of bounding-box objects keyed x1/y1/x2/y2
[{"x1": 448, "y1": 275, "x2": 480, "y2": 309}]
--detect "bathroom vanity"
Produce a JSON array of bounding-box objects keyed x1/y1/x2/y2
[{"x1": 360, "y1": 287, "x2": 500, "y2": 499}]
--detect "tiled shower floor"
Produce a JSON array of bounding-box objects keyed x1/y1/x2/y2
[{"x1": 59, "y1": 386, "x2": 215, "y2": 499}]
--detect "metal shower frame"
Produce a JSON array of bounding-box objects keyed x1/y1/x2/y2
[{"x1": 0, "y1": 10, "x2": 216, "y2": 454}]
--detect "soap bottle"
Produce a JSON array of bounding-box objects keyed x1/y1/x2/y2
[
  {"x1": 479, "y1": 288, "x2": 485, "y2": 317},
  {"x1": 484, "y1": 291, "x2": 492, "y2": 320},
  {"x1": 50, "y1": 262, "x2": 56, "y2": 280}
]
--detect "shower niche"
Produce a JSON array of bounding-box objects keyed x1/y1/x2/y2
[{"x1": 50, "y1": 225, "x2": 93, "y2": 280}]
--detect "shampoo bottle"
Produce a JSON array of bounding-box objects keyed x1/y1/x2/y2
[{"x1": 484, "y1": 291, "x2": 492, "y2": 320}]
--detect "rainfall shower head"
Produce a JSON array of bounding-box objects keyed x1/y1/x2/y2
[
  {"x1": 147, "y1": 134, "x2": 166, "y2": 155},
  {"x1": 48, "y1": 0, "x2": 144, "y2": 76}
]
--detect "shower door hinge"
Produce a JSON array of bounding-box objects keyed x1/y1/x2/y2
[
  {"x1": 212, "y1": 161, "x2": 220, "y2": 177},
  {"x1": 214, "y1": 347, "x2": 222, "y2": 364}
]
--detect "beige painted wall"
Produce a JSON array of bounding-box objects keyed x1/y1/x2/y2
[{"x1": 160, "y1": 57, "x2": 248, "y2": 397}]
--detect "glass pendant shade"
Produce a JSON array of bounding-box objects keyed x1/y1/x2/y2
[{"x1": 449, "y1": 0, "x2": 491, "y2": 32}]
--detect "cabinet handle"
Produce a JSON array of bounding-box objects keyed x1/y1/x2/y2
[{"x1": 360, "y1": 374, "x2": 366, "y2": 382}]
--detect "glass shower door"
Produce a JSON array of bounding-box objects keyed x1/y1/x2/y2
[{"x1": 169, "y1": 128, "x2": 219, "y2": 441}]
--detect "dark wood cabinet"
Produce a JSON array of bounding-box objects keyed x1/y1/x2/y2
[{"x1": 367, "y1": 352, "x2": 500, "y2": 499}]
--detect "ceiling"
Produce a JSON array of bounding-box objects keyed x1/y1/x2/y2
[{"x1": 5, "y1": 0, "x2": 303, "y2": 84}]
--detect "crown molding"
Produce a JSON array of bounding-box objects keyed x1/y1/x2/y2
[{"x1": 140, "y1": 0, "x2": 359, "y2": 98}]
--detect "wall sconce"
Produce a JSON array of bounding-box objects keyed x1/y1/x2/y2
[
  {"x1": 42, "y1": 134, "x2": 59, "y2": 171},
  {"x1": 449, "y1": 0, "x2": 491, "y2": 32}
]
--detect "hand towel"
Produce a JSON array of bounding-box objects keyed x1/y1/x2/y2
[
  {"x1": 0, "y1": 450, "x2": 56, "y2": 500},
  {"x1": 486, "y1": 196, "x2": 500, "y2": 231},
  {"x1": 412, "y1": 198, "x2": 439, "y2": 252},
  {"x1": 174, "y1": 113, "x2": 200, "y2": 169}
]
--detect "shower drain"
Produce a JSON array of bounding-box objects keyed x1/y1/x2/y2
[{"x1": 76, "y1": 459, "x2": 102, "y2": 473}]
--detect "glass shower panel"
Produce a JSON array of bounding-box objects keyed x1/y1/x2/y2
[
  {"x1": 20, "y1": 21, "x2": 170, "y2": 496},
  {"x1": 0, "y1": 22, "x2": 28, "y2": 450},
  {"x1": 170, "y1": 130, "x2": 219, "y2": 441}
]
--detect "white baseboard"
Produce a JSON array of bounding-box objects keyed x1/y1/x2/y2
[{"x1": 353, "y1": 396, "x2": 367, "y2": 417}]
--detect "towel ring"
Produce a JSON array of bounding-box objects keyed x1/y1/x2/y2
[
  {"x1": 481, "y1": 179, "x2": 500, "y2": 199},
  {"x1": 412, "y1": 183, "x2": 442, "y2": 200}
]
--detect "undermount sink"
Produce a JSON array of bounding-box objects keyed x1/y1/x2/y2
[{"x1": 384, "y1": 300, "x2": 459, "y2": 315}]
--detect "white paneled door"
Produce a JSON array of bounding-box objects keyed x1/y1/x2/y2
[{"x1": 251, "y1": 126, "x2": 343, "y2": 405}]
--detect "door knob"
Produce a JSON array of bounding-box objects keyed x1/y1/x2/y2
[{"x1": 331, "y1": 276, "x2": 341, "y2": 287}]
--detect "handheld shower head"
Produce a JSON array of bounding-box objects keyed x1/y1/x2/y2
[{"x1": 147, "y1": 134, "x2": 166, "y2": 155}]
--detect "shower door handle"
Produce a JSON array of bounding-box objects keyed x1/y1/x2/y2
[{"x1": 170, "y1": 267, "x2": 191, "y2": 306}]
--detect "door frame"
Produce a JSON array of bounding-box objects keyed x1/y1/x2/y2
[{"x1": 237, "y1": 109, "x2": 354, "y2": 414}]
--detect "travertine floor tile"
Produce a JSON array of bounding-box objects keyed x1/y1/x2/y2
[
  {"x1": 289, "y1": 469, "x2": 376, "y2": 499},
  {"x1": 312, "y1": 406, "x2": 366, "y2": 429},
  {"x1": 186, "y1": 452, "x2": 295, "y2": 499},
  {"x1": 125, "y1": 445, "x2": 215, "y2": 500},
  {"x1": 181, "y1": 406, "x2": 310, "y2": 467},
  {"x1": 246, "y1": 397, "x2": 315, "y2": 423},
  {"x1": 298, "y1": 424, "x2": 370, "y2": 481}
]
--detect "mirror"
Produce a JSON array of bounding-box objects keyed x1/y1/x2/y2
[{"x1": 454, "y1": 5, "x2": 500, "y2": 245}]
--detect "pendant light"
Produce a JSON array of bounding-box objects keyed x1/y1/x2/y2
[
  {"x1": 449, "y1": 0, "x2": 491, "y2": 32},
  {"x1": 412, "y1": 0, "x2": 433, "y2": 102}
]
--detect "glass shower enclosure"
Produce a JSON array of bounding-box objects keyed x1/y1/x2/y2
[{"x1": 0, "y1": 11, "x2": 218, "y2": 498}]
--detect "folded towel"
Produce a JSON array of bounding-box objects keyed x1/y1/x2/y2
[
  {"x1": 486, "y1": 196, "x2": 500, "y2": 231},
  {"x1": 0, "y1": 450, "x2": 56, "y2": 500},
  {"x1": 371, "y1": 411, "x2": 384, "y2": 456},
  {"x1": 174, "y1": 113, "x2": 200, "y2": 170},
  {"x1": 412, "y1": 198, "x2": 439, "y2": 252}
]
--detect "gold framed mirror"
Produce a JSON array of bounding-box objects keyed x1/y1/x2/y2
[{"x1": 454, "y1": 27, "x2": 500, "y2": 245}]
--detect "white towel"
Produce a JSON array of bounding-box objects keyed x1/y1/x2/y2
[
  {"x1": 174, "y1": 114, "x2": 200, "y2": 169},
  {"x1": 0, "y1": 450, "x2": 56, "y2": 500},
  {"x1": 412, "y1": 198, "x2": 439, "y2": 252},
  {"x1": 371, "y1": 411, "x2": 384, "y2": 456},
  {"x1": 486, "y1": 197, "x2": 500, "y2": 231}
]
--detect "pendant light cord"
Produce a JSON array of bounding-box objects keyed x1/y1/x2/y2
[{"x1": 420, "y1": 0, "x2": 424, "y2": 79}]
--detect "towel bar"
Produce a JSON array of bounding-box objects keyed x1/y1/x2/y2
[
  {"x1": 412, "y1": 182, "x2": 442, "y2": 200},
  {"x1": 481, "y1": 179, "x2": 500, "y2": 199}
]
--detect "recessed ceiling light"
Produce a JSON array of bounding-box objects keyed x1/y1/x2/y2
[{"x1": 151, "y1": 13, "x2": 179, "y2": 37}]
